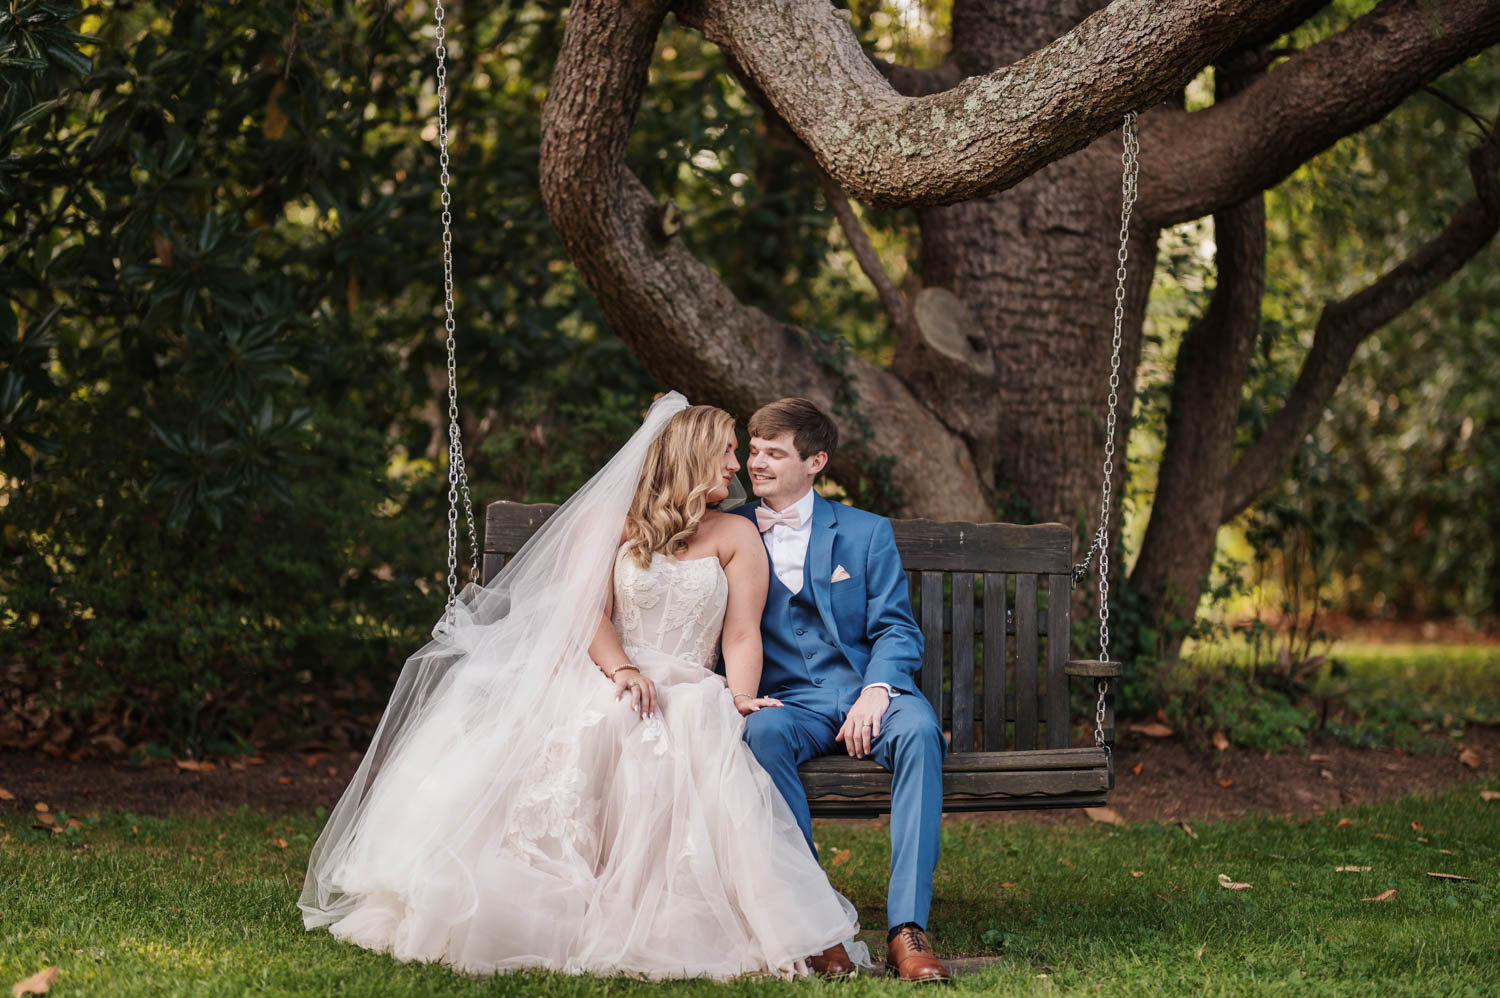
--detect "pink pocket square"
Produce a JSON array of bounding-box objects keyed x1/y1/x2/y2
[{"x1": 830, "y1": 565, "x2": 851, "y2": 583}]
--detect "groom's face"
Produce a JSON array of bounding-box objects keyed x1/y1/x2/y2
[{"x1": 747, "y1": 432, "x2": 826, "y2": 510}]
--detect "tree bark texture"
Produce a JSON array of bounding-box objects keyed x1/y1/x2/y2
[{"x1": 539, "y1": 0, "x2": 1500, "y2": 640}]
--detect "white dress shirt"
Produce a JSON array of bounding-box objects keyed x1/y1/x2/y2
[{"x1": 760, "y1": 489, "x2": 897, "y2": 699}]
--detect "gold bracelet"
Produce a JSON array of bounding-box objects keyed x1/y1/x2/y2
[{"x1": 606, "y1": 663, "x2": 640, "y2": 681}]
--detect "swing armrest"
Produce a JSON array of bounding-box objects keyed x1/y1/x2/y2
[{"x1": 1064, "y1": 659, "x2": 1122, "y2": 678}]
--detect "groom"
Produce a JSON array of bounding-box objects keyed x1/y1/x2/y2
[{"x1": 733, "y1": 398, "x2": 949, "y2": 983}]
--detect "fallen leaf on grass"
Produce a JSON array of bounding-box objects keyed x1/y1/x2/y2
[
  {"x1": 1417, "y1": 836, "x2": 1429, "y2": 843},
  {"x1": 1179, "y1": 821, "x2": 1198, "y2": 840},
  {"x1": 1362, "y1": 889, "x2": 1397, "y2": 902},
  {"x1": 1130, "y1": 870, "x2": 1145, "y2": 878},
  {"x1": 302, "y1": 754, "x2": 326, "y2": 769},
  {"x1": 11, "y1": 965, "x2": 58, "y2": 996},
  {"x1": 1128, "y1": 722, "x2": 1174, "y2": 738},
  {"x1": 1456, "y1": 746, "x2": 1480, "y2": 769},
  {"x1": 831, "y1": 849, "x2": 851, "y2": 867},
  {"x1": 1131, "y1": 762, "x2": 1143, "y2": 776},
  {"x1": 1334, "y1": 866, "x2": 1371, "y2": 872},
  {"x1": 1309, "y1": 753, "x2": 1332, "y2": 762},
  {"x1": 1059, "y1": 857, "x2": 1075, "y2": 867},
  {"x1": 1153, "y1": 893, "x2": 1170, "y2": 904},
  {"x1": 1439, "y1": 849, "x2": 1453, "y2": 855},
  {"x1": 1480, "y1": 790, "x2": 1500, "y2": 802},
  {"x1": 999, "y1": 882, "x2": 1016, "y2": 889},
  {"x1": 270, "y1": 838, "x2": 289, "y2": 849},
  {"x1": 33, "y1": 802, "x2": 48, "y2": 813},
  {"x1": 174, "y1": 759, "x2": 216, "y2": 773},
  {"x1": 1373, "y1": 833, "x2": 1395, "y2": 840},
  {"x1": 1335, "y1": 818, "x2": 1354, "y2": 829},
  {"x1": 1216, "y1": 874, "x2": 1252, "y2": 890},
  {"x1": 1425, "y1": 872, "x2": 1475, "y2": 882},
  {"x1": 0, "y1": 787, "x2": 14, "y2": 801},
  {"x1": 1217, "y1": 778, "x2": 1235, "y2": 788},
  {"x1": 1212, "y1": 730, "x2": 1230, "y2": 752},
  {"x1": 1411, "y1": 821, "x2": 1423, "y2": 832},
  {"x1": 1085, "y1": 806, "x2": 1126, "y2": 826}
]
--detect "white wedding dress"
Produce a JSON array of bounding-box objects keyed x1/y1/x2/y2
[{"x1": 301, "y1": 545, "x2": 863, "y2": 979}]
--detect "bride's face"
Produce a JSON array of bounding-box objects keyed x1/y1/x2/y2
[{"x1": 704, "y1": 427, "x2": 740, "y2": 504}]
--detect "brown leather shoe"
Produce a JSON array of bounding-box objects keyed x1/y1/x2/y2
[
  {"x1": 885, "y1": 926, "x2": 950, "y2": 983},
  {"x1": 808, "y1": 942, "x2": 856, "y2": 978}
]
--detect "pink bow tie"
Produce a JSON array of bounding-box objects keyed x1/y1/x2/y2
[{"x1": 755, "y1": 505, "x2": 802, "y2": 533}]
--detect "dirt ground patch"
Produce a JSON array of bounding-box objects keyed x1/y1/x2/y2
[{"x1": 2, "y1": 727, "x2": 1495, "y2": 826}]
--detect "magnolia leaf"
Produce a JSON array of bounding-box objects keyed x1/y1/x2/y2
[
  {"x1": 1456, "y1": 746, "x2": 1480, "y2": 769},
  {"x1": 1130, "y1": 870, "x2": 1145, "y2": 878},
  {"x1": 1334, "y1": 866, "x2": 1371, "y2": 872},
  {"x1": 264, "y1": 80, "x2": 289, "y2": 141},
  {"x1": 1425, "y1": 872, "x2": 1475, "y2": 882},
  {"x1": 1217, "y1": 778, "x2": 1235, "y2": 787},
  {"x1": 174, "y1": 759, "x2": 216, "y2": 773},
  {"x1": 0, "y1": 787, "x2": 13, "y2": 801},
  {"x1": 1481, "y1": 790, "x2": 1500, "y2": 802},
  {"x1": 1362, "y1": 888, "x2": 1398, "y2": 902},
  {"x1": 1212, "y1": 730, "x2": 1229, "y2": 752},
  {"x1": 1179, "y1": 821, "x2": 1198, "y2": 840},
  {"x1": 11, "y1": 965, "x2": 58, "y2": 996},
  {"x1": 1131, "y1": 762, "x2": 1143, "y2": 776},
  {"x1": 1216, "y1": 873, "x2": 1252, "y2": 890},
  {"x1": 831, "y1": 849, "x2": 851, "y2": 867},
  {"x1": 1411, "y1": 821, "x2": 1423, "y2": 832},
  {"x1": 1335, "y1": 818, "x2": 1354, "y2": 828},
  {"x1": 1084, "y1": 806, "x2": 1126, "y2": 827},
  {"x1": 1128, "y1": 722, "x2": 1173, "y2": 738}
]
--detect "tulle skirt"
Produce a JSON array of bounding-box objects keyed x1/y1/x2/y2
[{"x1": 301, "y1": 647, "x2": 863, "y2": 979}]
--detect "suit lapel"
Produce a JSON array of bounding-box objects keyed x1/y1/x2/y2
[{"x1": 808, "y1": 494, "x2": 839, "y2": 640}]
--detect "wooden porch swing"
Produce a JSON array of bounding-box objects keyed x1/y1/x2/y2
[{"x1": 428, "y1": 3, "x2": 1133, "y2": 817}]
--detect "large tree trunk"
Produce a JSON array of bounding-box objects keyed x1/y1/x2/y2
[{"x1": 541, "y1": 0, "x2": 1500, "y2": 652}]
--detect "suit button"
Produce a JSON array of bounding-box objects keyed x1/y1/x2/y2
[
  {"x1": 795, "y1": 628, "x2": 805, "y2": 635},
  {"x1": 805, "y1": 651, "x2": 814, "y2": 659}
]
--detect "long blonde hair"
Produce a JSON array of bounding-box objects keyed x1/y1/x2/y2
[{"x1": 622, "y1": 405, "x2": 735, "y2": 569}]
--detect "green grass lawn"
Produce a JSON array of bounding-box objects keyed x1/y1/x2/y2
[{"x1": 3, "y1": 783, "x2": 1498, "y2": 997}]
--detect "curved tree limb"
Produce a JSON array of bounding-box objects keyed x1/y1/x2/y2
[
  {"x1": 674, "y1": 0, "x2": 1303, "y2": 208},
  {"x1": 538, "y1": 0, "x2": 989, "y2": 519},
  {"x1": 1138, "y1": 0, "x2": 1500, "y2": 226},
  {"x1": 1220, "y1": 124, "x2": 1500, "y2": 521},
  {"x1": 816, "y1": 168, "x2": 916, "y2": 340}
]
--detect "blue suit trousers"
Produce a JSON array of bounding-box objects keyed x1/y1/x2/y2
[{"x1": 744, "y1": 689, "x2": 945, "y2": 931}]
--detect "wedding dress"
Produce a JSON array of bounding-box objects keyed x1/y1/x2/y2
[{"x1": 300, "y1": 394, "x2": 863, "y2": 979}]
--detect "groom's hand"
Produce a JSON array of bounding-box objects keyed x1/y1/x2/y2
[{"x1": 835, "y1": 686, "x2": 890, "y2": 759}]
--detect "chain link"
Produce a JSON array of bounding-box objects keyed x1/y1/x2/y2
[
  {"x1": 435, "y1": 1, "x2": 479, "y2": 628},
  {"x1": 1068, "y1": 112, "x2": 1139, "y2": 758}
]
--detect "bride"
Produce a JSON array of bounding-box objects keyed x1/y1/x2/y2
[{"x1": 299, "y1": 393, "x2": 866, "y2": 978}]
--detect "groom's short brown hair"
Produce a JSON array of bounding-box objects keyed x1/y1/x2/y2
[{"x1": 748, "y1": 398, "x2": 837, "y2": 461}]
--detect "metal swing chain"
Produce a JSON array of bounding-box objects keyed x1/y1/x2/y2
[
  {"x1": 1069, "y1": 111, "x2": 1139, "y2": 757},
  {"x1": 435, "y1": 0, "x2": 479, "y2": 626}
]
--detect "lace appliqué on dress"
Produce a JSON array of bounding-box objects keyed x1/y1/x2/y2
[{"x1": 505, "y1": 711, "x2": 603, "y2": 852}]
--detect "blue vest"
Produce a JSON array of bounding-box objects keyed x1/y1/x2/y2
[{"x1": 760, "y1": 553, "x2": 864, "y2": 700}]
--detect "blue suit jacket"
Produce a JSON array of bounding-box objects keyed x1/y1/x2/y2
[{"x1": 734, "y1": 493, "x2": 925, "y2": 696}]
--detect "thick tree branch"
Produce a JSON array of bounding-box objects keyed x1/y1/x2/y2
[
  {"x1": 674, "y1": 0, "x2": 1303, "y2": 208},
  {"x1": 1139, "y1": 0, "x2": 1500, "y2": 226},
  {"x1": 539, "y1": 0, "x2": 989, "y2": 519},
  {"x1": 1220, "y1": 129, "x2": 1500, "y2": 520}
]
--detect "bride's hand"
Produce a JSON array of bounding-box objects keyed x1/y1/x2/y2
[
  {"x1": 734, "y1": 694, "x2": 783, "y2": 717},
  {"x1": 613, "y1": 669, "x2": 658, "y2": 718}
]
